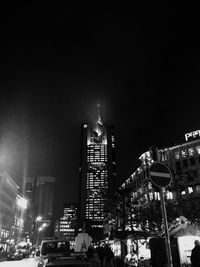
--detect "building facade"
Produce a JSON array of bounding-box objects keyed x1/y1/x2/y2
[
  {"x1": 79, "y1": 106, "x2": 116, "y2": 240},
  {"x1": 115, "y1": 129, "x2": 200, "y2": 236},
  {"x1": 0, "y1": 170, "x2": 18, "y2": 249},
  {"x1": 10, "y1": 193, "x2": 28, "y2": 244},
  {"x1": 54, "y1": 203, "x2": 78, "y2": 244},
  {"x1": 24, "y1": 176, "x2": 56, "y2": 244}
]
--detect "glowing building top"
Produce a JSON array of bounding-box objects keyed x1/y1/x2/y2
[{"x1": 79, "y1": 105, "x2": 116, "y2": 239}]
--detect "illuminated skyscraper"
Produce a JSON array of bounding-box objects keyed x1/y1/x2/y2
[
  {"x1": 24, "y1": 176, "x2": 55, "y2": 242},
  {"x1": 54, "y1": 203, "x2": 78, "y2": 243},
  {"x1": 79, "y1": 105, "x2": 116, "y2": 239}
]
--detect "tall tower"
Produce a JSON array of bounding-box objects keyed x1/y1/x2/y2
[
  {"x1": 79, "y1": 105, "x2": 116, "y2": 240},
  {"x1": 24, "y1": 176, "x2": 56, "y2": 243}
]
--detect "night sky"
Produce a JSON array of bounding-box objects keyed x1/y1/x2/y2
[{"x1": 0, "y1": 4, "x2": 200, "y2": 220}]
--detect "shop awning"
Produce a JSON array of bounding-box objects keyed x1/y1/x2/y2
[{"x1": 170, "y1": 223, "x2": 200, "y2": 237}]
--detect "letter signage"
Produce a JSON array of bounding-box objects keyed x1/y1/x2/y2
[{"x1": 185, "y1": 130, "x2": 200, "y2": 142}]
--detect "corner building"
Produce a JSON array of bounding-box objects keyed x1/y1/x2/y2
[
  {"x1": 79, "y1": 107, "x2": 116, "y2": 240},
  {"x1": 54, "y1": 203, "x2": 78, "y2": 244}
]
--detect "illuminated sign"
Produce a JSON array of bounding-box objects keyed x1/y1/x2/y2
[{"x1": 185, "y1": 130, "x2": 200, "y2": 142}]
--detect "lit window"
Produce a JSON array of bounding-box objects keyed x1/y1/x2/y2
[
  {"x1": 196, "y1": 185, "x2": 200, "y2": 193},
  {"x1": 188, "y1": 148, "x2": 194, "y2": 156},
  {"x1": 174, "y1": 151, "x2": 180, "y2": 160},
  {"x1": 196, "y1": 146, "x2": 200, "y2": 154},
  {"x1": 188, "y1": 187, "x2": 193, "y2": 194}
]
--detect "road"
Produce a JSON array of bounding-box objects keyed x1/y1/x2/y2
[{"x1": 0, "y1": 257, "x2": 39, "y2": 267}]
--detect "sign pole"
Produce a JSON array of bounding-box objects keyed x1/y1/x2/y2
[
  {"x1": 160, "y1": 187, "x2": 173, "y2": 267},
  {"x1": 149, "y1": 147, "x2": 173, "y2": 267}
]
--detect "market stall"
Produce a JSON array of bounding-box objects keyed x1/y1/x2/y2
[{"x1": 169, "y1": 217, "x2": 200, "y2": 266}]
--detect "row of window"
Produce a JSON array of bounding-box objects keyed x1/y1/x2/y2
[
  {"x1": 173, "y1": 146, "x2": 200, "y2": 160},
  {"x1": 59, "y1": 229, "x2": 75, "y2": 232},
  {"x1": 175, "y1": 157, "x2": 199, "y2": 171},
  {"x1": 0, "y1": 229, "x2": 9, "y2": 238},
  {"x1": 181, "y1": 185, "x2": 200, "y2": 196}
]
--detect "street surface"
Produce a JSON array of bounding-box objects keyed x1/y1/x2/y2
[{"x1": 0, "y1": 257, "x2": 39, "y2": 267}]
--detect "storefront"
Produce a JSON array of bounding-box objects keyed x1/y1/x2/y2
[
  {"x1": 170, "y1": 223, "x2": 200, "y2": 266},
  {"x1": 126, "y1": 235, "x2": 151, "y2": 265},
  {"x1": 99, "y1": 239, "x2": 122, "y2": 257}
]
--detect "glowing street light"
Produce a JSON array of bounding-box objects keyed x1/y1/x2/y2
[
  {"x1": 36, "y1": 216, "x2": 42, "y2": 222},
  {"x1": 34, "y1": 216, "x2": 43, "y2": 245},
  {"x1": 42, "y1": 223, "x2": 47, "y2": 228}
]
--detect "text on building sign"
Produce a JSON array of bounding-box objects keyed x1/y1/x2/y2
[{"x1": 185, "y1": 130, "x2": 200, "y2": 142}]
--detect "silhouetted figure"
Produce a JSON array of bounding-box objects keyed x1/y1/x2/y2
[
  {"x1": 97, "y1": 245, "x2": 105, "y2": 267},
  {"x1": 105, "y1": 245, "x2": 114, "y2": 267},
  {"x1": 124, "y1": 250, "x2": 138, "y2": 267},
  {"x1": 86, "y1": 245, "x2": 94, "y2": 260},
  {"x1": 89, "y1": 249, "x2": 101, "y2": 267},
  {"x1": 191, "y1": 240, "x2": 200, "y2": 267}
]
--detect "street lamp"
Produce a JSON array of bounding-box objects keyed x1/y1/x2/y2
[
  {"x1": 33, "y1": 216, "x2": 42, "y2": 246},
  {"x1": 36, "y1": 216, "x2": 42, "y2": 222}
]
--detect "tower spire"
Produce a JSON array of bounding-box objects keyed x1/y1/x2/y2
[{"x1": 97, "y1": 103, "x2": 102, "y2": 125}]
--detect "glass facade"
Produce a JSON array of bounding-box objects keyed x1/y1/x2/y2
[{"x1": 79, "y1": 107, "x2": 116, "y2": 234}]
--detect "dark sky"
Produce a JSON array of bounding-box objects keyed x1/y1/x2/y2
[{"x1": 0, "y1": 4, "x2": 200, "y2": 219}]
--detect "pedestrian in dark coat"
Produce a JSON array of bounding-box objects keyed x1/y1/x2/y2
[
  {"x1": 97, "y1": 245, "x2": 105, "y2": 267},
  {"x1": 191, "y1": 240, "x2": 200, "y2": 267},
  {"x1": 105, "y1": 245, "x2": 114, "y2": 267}
]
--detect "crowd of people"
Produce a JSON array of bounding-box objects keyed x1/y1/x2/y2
[
  {"x1": 85, "y1": 245, "x2": 147, "y2": 267},
  {"x1": 86, "y1": 244, "x2": 116, "y2": 267}
]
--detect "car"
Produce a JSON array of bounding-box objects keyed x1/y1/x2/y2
[
  {"x1": 7, "y1": 249, "x2": 23, "y2": 261},
  {"x1": 44, "y1": 256, "x2": 92, "y2": 267},
  {"x1": 37, "y1": 237, "x2": 91, "y2": 267}
]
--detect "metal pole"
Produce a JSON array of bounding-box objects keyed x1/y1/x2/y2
[{"x1": 160, "y1": 187, "x2": 173, "y2": 267}]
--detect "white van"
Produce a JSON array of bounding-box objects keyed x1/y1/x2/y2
[{"x1": 37, "y1": 238, "x2": 70, "y2": 267}]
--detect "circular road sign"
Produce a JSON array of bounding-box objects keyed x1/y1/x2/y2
[{"x1": 149, "y1": 162, "x2": 172, "y2": 188}]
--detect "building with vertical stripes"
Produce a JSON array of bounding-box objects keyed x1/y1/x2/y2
[{"x1": 79, "y1": 105, "x2": 116, "y2": 240}]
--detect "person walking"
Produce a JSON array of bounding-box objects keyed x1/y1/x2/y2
[
  {"x1": 105, "y1": 245, "x2": 114, "y2": 267},
  {"x1": 97, "y1": 245, "x2": 105, "y2": 267},
  {"x1": 191, "y1": 240, "x2": 200, "y2": 267},
  {"x1": 124, "y1": 250, "x2": 138, "y2": 267}
]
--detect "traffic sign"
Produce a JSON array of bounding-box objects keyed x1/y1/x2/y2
[{"x1": 149, "y1": 162, "x2": 172, "y2": 188}]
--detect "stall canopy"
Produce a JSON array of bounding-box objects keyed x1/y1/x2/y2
[{"x1": 169, "y1": 217, "x2": 200, "y2": 238}]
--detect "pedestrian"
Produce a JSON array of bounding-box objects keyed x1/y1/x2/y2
[
  {"x1": 124, "y1": 250, "x2": 138, "y2": 267},
  {"x1": 97, "y1": 245, "x2": 105, "y2": 267},
  {"x1": 105, "y1": 245, "x2": 114, "y2": 267},
  {"x1": 86, "y1": 245, "x2": 94, "y2": 260},
  {"x1": 191, "y1": 240, "x2": 200, "y2": 267},
  {"x1": 114, "y1": 256, "x2": 124, "y2": 267},
  {"x1": 89, "y1": 249, "x2": 100, "y2": 267}
]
